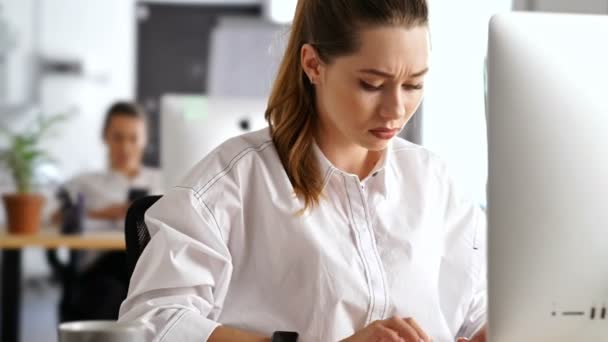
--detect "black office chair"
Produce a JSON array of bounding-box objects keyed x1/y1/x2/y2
[
  {"x1": 46, "y1": 188, "x2": 85, "y2": 322},
  {"x1": 124, "y1": 195, "x2": 162, "y2": 280}
]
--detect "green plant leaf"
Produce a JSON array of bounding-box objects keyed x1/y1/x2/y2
[
  {"x1": 1, "y1": 111, "x2": 71, "y2": 193},
  {"x1": 38, "y1": 113, "x2": 71, "y2": 138}
]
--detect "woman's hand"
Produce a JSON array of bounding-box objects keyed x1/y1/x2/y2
[
  {"x1": 341, "y1": 316, "x2": 431, "y2": 342},
  {"x1": 456, "y1": 327, "x2": 486, "y2": 342}
]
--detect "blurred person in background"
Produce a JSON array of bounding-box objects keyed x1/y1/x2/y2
[{"x1": 51, "y1": 101, "x2": 162, "y2": 320}]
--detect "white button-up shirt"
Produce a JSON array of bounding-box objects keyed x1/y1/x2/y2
[
  {"x1": 119, "y1": 128, "x2": 486, "y2": 342},
  {"x1": 60, "y1": 167, "x2": 163, "y2": 268},
  {"x1": 64, "y1": 168, "x2": 163, "y2": 226}
]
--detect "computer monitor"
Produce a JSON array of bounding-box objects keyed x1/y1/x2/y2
[
  {"x1": 160, "y1": 94, "x2": 268, "y2": 192},
  {"x1": 486, "y1": 12, "x2": 608, "y2": 341}
]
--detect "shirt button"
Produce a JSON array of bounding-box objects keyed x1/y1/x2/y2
[{"x1": 372, "y1": 172, "x2": 378, "y2": 177}]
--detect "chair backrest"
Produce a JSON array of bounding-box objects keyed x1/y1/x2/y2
[
  {"x1": 47, "y1": 187, "x2": 85, "y2": 284},
  {"x1": 124, "y1": 195, "x2": 162, "y2": 279}
]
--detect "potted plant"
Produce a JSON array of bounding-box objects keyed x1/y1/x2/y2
[{"x1": 0, "y1": 114, "x2": 68, "y2": 234}]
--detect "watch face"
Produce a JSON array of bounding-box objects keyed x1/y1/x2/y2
[{"x1": 272, "y1": 331, "x2": 299, "y2": 342}]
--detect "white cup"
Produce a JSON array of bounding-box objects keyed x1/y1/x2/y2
[{"x1": 58, "y1": 320, "x2": 146, "y2": 342}]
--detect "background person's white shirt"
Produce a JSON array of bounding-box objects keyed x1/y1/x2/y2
[
  {"x1": 119, "y1": 128, "x2": 486, "y2": 342},
  {"x1": 63, "y1": 167, "x2": 163, "y2": 268}
]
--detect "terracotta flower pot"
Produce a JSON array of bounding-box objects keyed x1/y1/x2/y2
[{"x1": 2, "y1": 193, "x2": 45, "y2": 234}]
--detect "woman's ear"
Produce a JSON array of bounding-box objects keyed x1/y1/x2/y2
[{"x1": 301, "y1": 43, "x2": 323, "y2": 85}]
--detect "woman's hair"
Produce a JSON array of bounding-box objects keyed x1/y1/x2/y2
[
  {"x1": 101, "y1": 101, "x2": 147, "y2": 138},
  {"x1": 265, "y1": 0, "x2": 429, "y2": 210}
]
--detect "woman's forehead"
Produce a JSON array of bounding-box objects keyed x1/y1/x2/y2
[
  {"x1": 334, "y1": 25, "x2": 430, "y2": 76},
  {"x1": 107, "y1": 115, "x2": 145, "y2": 131}
]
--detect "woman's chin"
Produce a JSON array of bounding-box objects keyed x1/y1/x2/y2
[{"x1": 360, "y1": 135, "x2": 392, "y2": 151}]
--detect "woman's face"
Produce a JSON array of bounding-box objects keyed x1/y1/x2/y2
[
  {"x1": 104, "y1": 115, "x2": 147, "y2": 172},
  {"x1": 303, "y1": 25, "x2": 430, "y2": 151}
]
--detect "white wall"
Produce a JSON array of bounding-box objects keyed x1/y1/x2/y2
[
  {"x1": 422, "y1": 0, "x2": 608, "y2": 206},
  {"x1": 38, "y1": 0, "x2": 136, "y2": 180},
  {"x1": 262, "y1": 0, "x2": 297, "y2": 23},
  {"x1": 1, "y1": 0, "x2": 136, "y2": 226},
  {"x1": 423, "y1": 0, "x2": 512, "y2": 205},
  {"x1": 2, "y1": 0, "x2": 35, "y2": 106}
]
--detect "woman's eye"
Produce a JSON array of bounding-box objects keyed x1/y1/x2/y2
[
  {"x1": 359, "y1": 81, "x2": 382, "y2": 91},
  {"x1": 403, "y1": 84, "x2": 424, "y2": 91}
]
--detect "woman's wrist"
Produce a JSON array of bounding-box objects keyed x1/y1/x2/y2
[{"x1": 208, "y1": 325, "x2": 271, "y2": 342}]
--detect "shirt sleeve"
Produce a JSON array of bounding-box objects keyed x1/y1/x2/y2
[
  {"x1": 435, "y1": 158, "x2": 487, "y2": 339},
  {"x1": 118, "y1": 186, "x2": 232, "y2": 342},
  {"x1": 456, "y1": 207, "x2": 487, "y2": 339}
]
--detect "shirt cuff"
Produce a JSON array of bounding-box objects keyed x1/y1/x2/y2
[{"x1": 159, "y1": 309, "x2": 221, "y2": 342}]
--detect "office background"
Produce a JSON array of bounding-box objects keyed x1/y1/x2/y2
[{"x1": 1, "y1": 0, "x2": 608, "y2": 341}]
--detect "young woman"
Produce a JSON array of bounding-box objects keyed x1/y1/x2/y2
[
  {"x1": 55, "y1": 102, "x2": 162, "y2": 319},
  {"x1": 119, "y1": 1, "x2": 486, "y2": 341}
]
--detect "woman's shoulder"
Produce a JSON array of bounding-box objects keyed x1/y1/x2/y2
[
  {"x1": 391, "y1": 138, "x2": 480, "y2": 209},
  {"x1": 60, "y1": 170, "x2": 118, "y2": 203},
  {"x1": 65, "y1": 170, "x2": 110, "y2": 188},
  {"x1": 390, "y1": 137, "x2": 448, "y2": 177},
  {"x1": 176, "y1": 127, "x2": 277, "y2": 192}
]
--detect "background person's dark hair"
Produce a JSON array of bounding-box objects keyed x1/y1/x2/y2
[{"x1": 101, "y1": 101, "x2": 147, "y2": 138}]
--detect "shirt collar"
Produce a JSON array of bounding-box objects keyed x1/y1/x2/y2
[
  {"x1": 312, "y1": 141, "x2": 394, "y2": 199},
  {"x1": 311, "y1": 142, "x2": 335, "y2": 189},
  {"x1": 108, "y1": 167, "x2": 145, "y2": 183}
]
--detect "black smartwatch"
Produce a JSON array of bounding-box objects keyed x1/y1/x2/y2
[{"x1": 270, "y1": 331, "x2": 299, "y2": 342}]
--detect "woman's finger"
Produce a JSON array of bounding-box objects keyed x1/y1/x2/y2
[
  {"x1": 403, "y1": 317, "x2": 431, "y2": 342},
  {"x1": 384, "y1": 316, "x2": 421, "y2": 341}
]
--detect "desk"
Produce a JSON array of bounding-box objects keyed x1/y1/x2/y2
[{"x1": 0, "y1": 227, "x2": 125, "y2": 342}]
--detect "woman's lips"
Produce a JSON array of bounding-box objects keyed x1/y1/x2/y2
[{"x1": 369, "y1": 128, "x2": 398, "y2": 140}]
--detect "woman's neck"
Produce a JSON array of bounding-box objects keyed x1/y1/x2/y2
[
  {"x1": 111, "y1": 165, "x2": 140, "y2": 180},
  {"x1": 315, "y1": 127, "x2": 381, "y2": 180}
]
